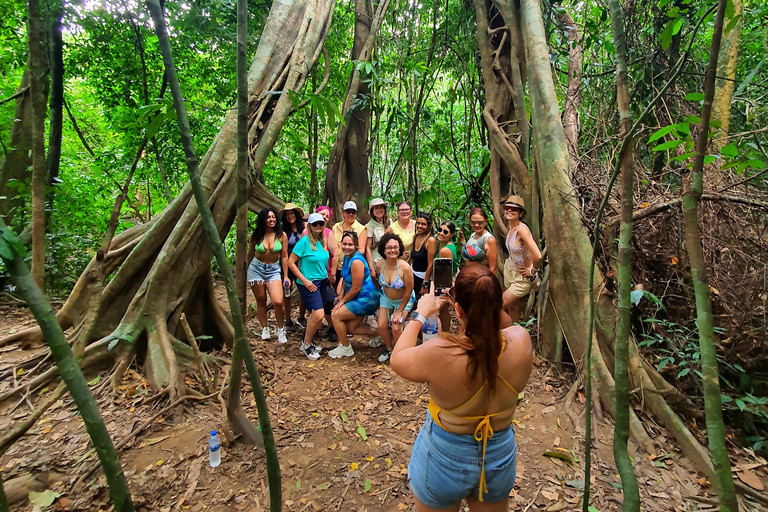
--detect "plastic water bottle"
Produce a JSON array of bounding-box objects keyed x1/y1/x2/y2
[
  {"x1": 208, "y1": 430, "x2": 221, "y2": 467},
  {"x1": 284, "y1": 280, "x2": 291, "y2": 297},
  {"x1": 422, "y1": 315, "x2": 439, "y2": 341}
]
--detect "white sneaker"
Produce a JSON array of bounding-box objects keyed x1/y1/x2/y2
[
  {"x1": 261, "y1": 327, "x2": 271, "y2": 340},
  {"x1": 368, "y1": 336, "x2": 383, "y2": 348},
  {"x1": 300, "y1": 342, "x2": 321, "y2": 361},
  {"x1": 328, "y1": 343, "x2": 355, "y2": 359},
  {"x1": 276, "y1": 327, "x2": 287, "y2": 344}
]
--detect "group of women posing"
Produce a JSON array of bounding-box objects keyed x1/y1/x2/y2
[{"x1": 246, "y1": 195, "x2": 541, "y2": 363}]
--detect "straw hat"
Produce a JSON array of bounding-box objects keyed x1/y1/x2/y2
[
  {"x1": 368, "y1": 197, "x2": 387, "y2": 215},
  {"x1": 502, "y1": 195, "x2": 526, "y2": 216},
  {"x1": 281, "y1": 202, "x2": 305, "y2": 218}
]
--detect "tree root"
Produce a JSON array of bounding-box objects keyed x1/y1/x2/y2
[{"x1": 0, "y1": 382, "x2": 66, "y2": 455}]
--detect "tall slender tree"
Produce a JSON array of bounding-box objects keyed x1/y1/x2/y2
[
  {"x1": 28, "y1": 0, "x2": 46, "y2": 289},
  {"x1": 608, "y1": 0, "x2": 641, "y2": 506},
  {"x1": 681, "y1": 0, "x2": 738, "y2": 509}
]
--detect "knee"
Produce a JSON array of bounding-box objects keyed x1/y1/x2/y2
[{"x1": 310, "y1": 309, "x2": 324, "y2": 322}]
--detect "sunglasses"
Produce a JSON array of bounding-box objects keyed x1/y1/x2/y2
[
  {"x1": 344, "y1": 210, "x2": 356, "y2": 214},
  {"x1": 398, "y1": 208, "x2": 411, "y2": 213},
  {"x1": 310, "y1": 221, "x2": 325, "y2": 227},
  {"x1": 504, "y1": 205, "x2": 520, "y2": 212},
  {"x1": 438, "y1": 228, "x2": 451, "y2": 235}
]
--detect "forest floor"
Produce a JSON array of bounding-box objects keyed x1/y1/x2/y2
[{"x1": 1, "y1": 290, "x2": 765, "y2": 512}]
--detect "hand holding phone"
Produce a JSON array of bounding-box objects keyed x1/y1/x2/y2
[{"x1": 433, "y1": 258, "x2": 453, "y2": 295}]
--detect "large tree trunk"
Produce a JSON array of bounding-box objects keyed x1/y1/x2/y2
[
  {"x1": 29, "y1": 0, "x2": 47, "y2": 290},
  {"x1": 323, "y1": 0, "x2": 391, "y2": 218},
  {"x1": 0, "y1": 70, "x2": 33, "y2": 224},
  {"x1": 1, "y1": 0, "x2": 335, "y2": 399}
]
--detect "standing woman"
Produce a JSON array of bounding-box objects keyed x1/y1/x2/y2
[
  {"x1": 331, "y1": 201, "x2": 367, "y2": 283},
  {"x1": 461, "y1": 207, "x2": 498, "y2": 274},
  {"x1": 329, "y1": 231, "x2": 381, "y2": 358},
  {"x1": 390, "y1": 267, "x2": 533, "y2": 512},
  {"x1": 281, "y1": 203, "x2": 305, "y2": 332},
  {"x1": 375, "y1": 234, "x2": 416, "y2": 363},
  {"x1": 410, "y1": 213, "x2": 437, "y2": 295},
  {"x1": 501, "y1": 196, "x2": 542, "y2": 323},
  {"x1": 365, "y1": 198, "x2": 390, "y2": 280},
  {"x1": 289, "y1": 213, "x2": 332, "y2": 360},
  {"x1": 435, "y1": 221, "x2": 460, "y2": 333},
  {"x1": 247, "y1": 208, "x2": 290, "y2": 344},
  {"x1": 389, "y1": 201, "x2": 415, "y2": 260},
  {"x1": 307, "y1": 206, "x2": 340, "y2": 338}
]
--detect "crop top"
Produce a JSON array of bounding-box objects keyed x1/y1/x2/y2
[
  {"x1": 379, "y1": 260, "x2": 405, "y2": 289},
  {"x1": 254, "y1": 236, "x2": 282, "y2": 253},
  {"x1": 427, "y1": 337, "x2": 518, "y2": 502},
  {"x1": 506, "y1": 226, "x2": 530, "y2": 268},
  {"x1": 462, "y1": 231, "x2": 492, "y2": 263}
]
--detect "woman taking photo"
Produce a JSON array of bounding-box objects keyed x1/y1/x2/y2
[
  {"x1": 365, "y1": 198, "x2": 390, "y2": 280},
  {"x1": 247, "y1": 208, "x2": 290, "y2": 344},
  {"x1": 501, "y1": 196, "x2": 542, "y2": 323},
  {"x1": 374, "y1": 233, "x2": 416, "y2": 363},
  {"x1": 289, "y1": 213, "x2": 333, "y2": 360},
  {"x1": 329, "y1": 231, "x2": 381, "y2": 358},
  {"x1": 461, "y1": 207, "x2": 498, "y2": 274},
  {"x1": 281, "y1": 202, "x2": 305, "y2": 332},
  {"x1": 391, "y1": 266, "x2": 533, "y2": 512},
  {"x1": 410, "y1": 213, "x2": 436, "y2": 295},
  {"x1": 389, "y1": 201, "x2": 415, "y2": 260}
]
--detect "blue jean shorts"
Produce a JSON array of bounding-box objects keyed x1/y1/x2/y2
[
  {"x1": 247, "y1": 259, "x2": 282, "y2": 285},
  {"x1": 408, "y1": 412, "x2": 517, "y2": 509}
]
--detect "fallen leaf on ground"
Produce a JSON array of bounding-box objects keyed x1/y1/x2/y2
[{"x1": 738, "y1": 470, "x2": 764, "y2": 491}]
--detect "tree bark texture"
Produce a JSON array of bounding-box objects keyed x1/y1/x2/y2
[
  {"x1": 555, "y1": 8, "x2": 581, "y2": 169},
  {"x1": 0, "y1": 222, "x2": 134, "y2": 512},
  {"x1": 1, "y1": 0, "x2": 336, "y2": 402},
  {"x1": 477, "y1": 0, "x2": 531, "y2": 263},
  {"x1": 235, "y1": 0, "x2": 249, "y2": 319},
  {"x1": 681, "y1": 0, "x2": 738, "y2": 508},
  {"x1": 0, "y1": 70, "x2": 33, "y2": 223},
  {"x1": 323, "y1": 0, "x2": 391, "y2": 217},
  {"x1": 608, "y1": 0, "x2": 640, "y2": 506},
  {"x1": 29, "y1": 0, "x2": 47, "y2": 290},
  {"x1": 711, "y1": 0, "x2": 741, "y2": 140},
  {"x1": 46, "y1": 12, "x2": 64, "y2": 193}
]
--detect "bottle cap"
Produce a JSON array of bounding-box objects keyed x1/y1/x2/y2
[{"x1": 211, "y1": 430, "x2": 217, "y2": 436}]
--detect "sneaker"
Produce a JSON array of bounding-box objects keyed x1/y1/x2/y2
[
  {"x1": 368, "y1": 336, "x2": 383, "y2": 348},
  {"x1": 276, "y1": 327, "x2": 287, "y2": 344},
  {"x1": 296, "y1": 318, "x2": 307, "y2": 329},
  {"x1": 300, "y1": 342, "x2": 320, "y2": 361},
  {"x1": 285, "y1": 321, "x2": 297, "y2": 333},
  {"x1": 328, "y1": 343, "x2": 355, "y2": 359},
  {"x1": 261, "y1": 327, "x2": 271, "y2": 340},
  {"x1": 378, "y1": 349, "x2": 392, "y2": 363}
]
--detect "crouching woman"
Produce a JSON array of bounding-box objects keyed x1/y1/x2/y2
[{"x1": 390, "y1": 266, "x2": 533, "y2": 512}]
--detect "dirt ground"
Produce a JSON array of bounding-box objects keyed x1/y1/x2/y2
[{"x1": 1, "y1": 297, "x2": 766, "y2": 512}]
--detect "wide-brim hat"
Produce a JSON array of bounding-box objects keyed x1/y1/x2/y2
[
  {"x1": 368, "y1": 197, "x2": 387, "y2": 215},
  {"x1": 501, "y1": 195, "x2": 526, "y2": 216},
  {"x1": 281, "y1": 202, "x2": 305, "y2": 218}
]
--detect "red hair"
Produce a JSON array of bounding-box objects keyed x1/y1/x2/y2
[{"x1": 445, "y1": 265, "x2": 504, "y2": 393}]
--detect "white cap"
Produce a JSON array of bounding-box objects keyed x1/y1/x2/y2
[
  {"x1": 307, "y1": 213, "x2": 325, "y2": 224},
  {"x1": 343, "y1": 201, "x2": 358, "y2": 211}
]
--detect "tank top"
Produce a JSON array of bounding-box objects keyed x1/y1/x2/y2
[
  {"x1": 411, "y1": 236, "x2": 431, "y2": 273},
  {"x1": 286, "y1": 230, "x2": 303, "y2": 255},
  {"x1": 462, "y1": 231, "x2": 491, "y2": 264},
  {"x1": 437, "y1": 241, "x2": 459, "y2": 274},
  {"x1": 506, "y1": 225, "x2": 530, "y2": 268}
]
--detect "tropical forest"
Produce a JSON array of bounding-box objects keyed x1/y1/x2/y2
[{"x1": 0, "y1": 0, "x2": 766, "y2": 509}]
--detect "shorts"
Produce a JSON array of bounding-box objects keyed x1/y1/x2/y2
[
  {"x1": 503, "y1": 258, "x2": 532, "y2": 298},
  {"x1": 379, "y1": 291, "x2": 416, "y2": 321},
  {"x1": 408, "y1": 412, "x2": 517, "y2": 509},
  {"x1": 247, "y1": 259, "x2": 282, "y2": 286},
  {"x1": 297, "y1": 279, "x2": 333, "y2": 312}
]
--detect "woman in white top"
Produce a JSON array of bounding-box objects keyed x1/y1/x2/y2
[{"x1": 501, "y1": 196, "x2": 542, "y2": 323}]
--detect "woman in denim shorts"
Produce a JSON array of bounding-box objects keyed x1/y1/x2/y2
[
  {"x1": 390, "y1": 265, "x2": 533, "y2": 511},
  {"x1": 247, "y1": 208, "x2": 290, "y2": 344}
]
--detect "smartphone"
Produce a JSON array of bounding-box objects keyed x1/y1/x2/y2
[{"x1": 433, "y1": 258, "x2": 453, "y2": 294}]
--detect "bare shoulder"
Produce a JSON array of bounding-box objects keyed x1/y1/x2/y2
[{"x1": 500, "y1": 326, "x2": 533, "y2": 390}]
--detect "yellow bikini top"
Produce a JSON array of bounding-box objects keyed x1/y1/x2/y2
[{"x1": 427, "y1": 340, "x2": 519, "y2": 503}]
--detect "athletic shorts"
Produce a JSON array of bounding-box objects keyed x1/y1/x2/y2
[
  {"x1": 408, "y1": 412, "x2": 517, "y2": 509},
  {"x1": 379, "y1": 291, "x2": 416, "y2": 324},
  {"x1": 247, "y1": 259, "x2": 282, "y2": 286},
  {"x1": 297, "y1": 279, "x2": 332, "y2": 312},
  {"x1": 503, "y1": 258, "x2": 532, "y2": 298}
]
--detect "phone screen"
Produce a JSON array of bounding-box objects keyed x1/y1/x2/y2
[{"x1": 433, "y1": 258, "x2": 453, "y2": 292}]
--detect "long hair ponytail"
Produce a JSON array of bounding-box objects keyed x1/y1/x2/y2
[{"x1": 446, "y1": 265, "x2": 504, "y2": 393}]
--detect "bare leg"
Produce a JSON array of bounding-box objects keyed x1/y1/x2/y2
[
  {"x1": 502, "y1": 290, "x2": 521, "y2": 324},
  {"x1": 349, "y1": 318, "x2": 378, "y2": 337},
  {"x1": 283, "y1": 288, "x2": 293, "y2": 324},
  {"x1": 268, "y1": 280, "x2": 285, "y2": 328},
  {"x1": 304, "y1": 309, "x2": 324, "y2": 345},
  {"x1": 414, "y1": 497, "x2": 461, "y2": 512},
  {"x1": 391, "y1": 318, "x2": 404, "y2": 344},
  {"x1": 252, "y1": 282, "x2": 269, "y2": 330},
  {"x1": 377, "y1": 308, "x2": 393, "y2": 350},
  {"x1": 331, "y1": 306, "x2": 357, "y2": 347},
  {"x1": 465, "y1": 496, "x2": 509, "y2": 512}
]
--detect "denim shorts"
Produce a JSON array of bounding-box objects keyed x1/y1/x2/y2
[
  {"x1": 247, "y1": 259, "x2": 282, "y2": 285},
  {"x1": 379, "y1": 290, "x2": 416, "y2": 313},
  {"x1": 408, "y1": 412, "x2": 517, "y2": 509}
]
